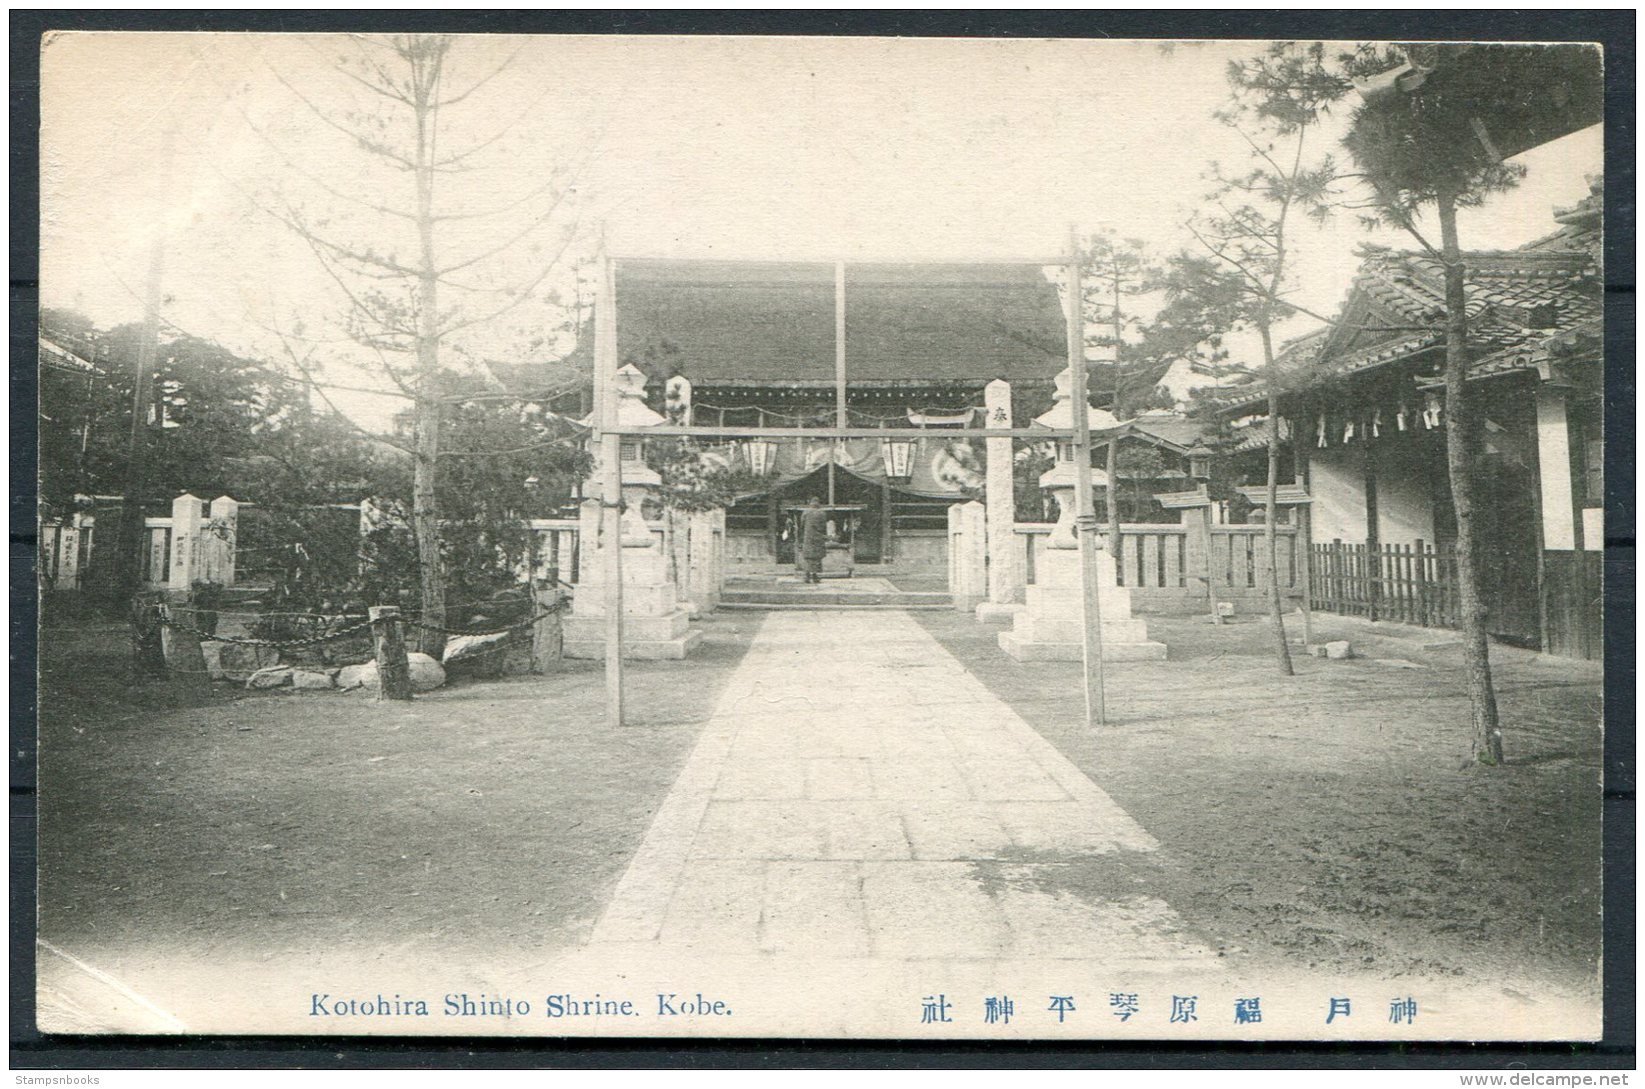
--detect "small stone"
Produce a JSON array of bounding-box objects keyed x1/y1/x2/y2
[
  {"x1": 291, "y1": 670, "x2": 335, "y2": 690},
  {"x1": 405, "y1": 652, "x2": 447, "y2": 692},
  {"x1": 1324, "y1": 640, "x2": 1353, "y2": 660},
  {"x1": 200, "y1": 641, "x2": 227, "y2": 681},
  {"x1": 336, "y1": 663, "x2": 375, "y2": 691},
  {"x1": 246, "y1": 665, "x2": 293, "y2": 689},
  {"x1": 218, "y1": 642, "x2": 280, "y2": 682},
  {"x1": 442, "y1": 631, "x2": 512, "y2": 664},
  {"x1": 336, "y1": 654, "x2": 445, "y2": 692}
]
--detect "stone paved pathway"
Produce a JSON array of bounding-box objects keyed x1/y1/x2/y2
[{"x1": 587, "y1": 609, "x2": 1219, "y2": 974}]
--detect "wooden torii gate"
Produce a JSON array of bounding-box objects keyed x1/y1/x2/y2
[{"x1": 592, "y1": 234, "x2": 1114, "y2": 729}]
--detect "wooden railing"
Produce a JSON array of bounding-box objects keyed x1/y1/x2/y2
[
  {"x1": 526, "y1": 518, "x2": 580, "y2": 587},
  {"x1": 1016, "y1": 522, "x2": 1301, "y2": 603},
  {"x1": 1310, "y1": 539, "x2": 1459, "y2": 627}
]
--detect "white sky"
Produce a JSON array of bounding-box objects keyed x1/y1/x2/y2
[{"x1": 40, "y1": 34, "x2": 1603, "y2": 425}]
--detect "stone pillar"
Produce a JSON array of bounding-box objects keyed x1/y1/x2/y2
[
  {"x1": 207, "y1": 495, "x2": 238, "y2": 587},
  {"x1": 686, "y1": 507, "x2": 723, "y2": 614},
  {"x1": 563, "y1": 365, "x2": 702, "y2": 660},
  {"x1": 977, "y1": 378, "x2": 1024, "y2": 623},
  {"x1": 167, "y1": 493, "x2": 201, "y2": 591},
  {"x1": 948, "y1": 500, "x2": 987, "y2": 612},
  {"x1": 56, "y1": 521, "x2": 80, "y2": 592}
]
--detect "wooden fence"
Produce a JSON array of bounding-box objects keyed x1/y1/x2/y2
[
  {"x1": 1310, "y1": 539, "x2": 1460, "y2": 627},
  {"x1": 526, "y1": 518, "x2": 581, "y2": 588}
]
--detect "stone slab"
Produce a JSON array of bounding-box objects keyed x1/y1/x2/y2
[
  {"x1": 805, "y1": 757, "x2": 876, "y2": 800},
  {"x1": 656, "y1": 859, "x2": 766, "y2": 954},
  {"x1": 974, "y1": 601, "x2": 1026, "y2": 625},
  {"x1": 997, "y1": 631, "x2": 1169, "y2": 662},
  {"x1": 562, "y1": 628, "x2": 702, "y2": 661},
  {"x1": 760, "y1": 861, "x2": 871, "y2": 957},
  {"x1": 563, "y1": 609, "x2": 690, "y2": 642},
  {"x1": 860, "y1": 861, "x2": 1013, "y2": 959}
]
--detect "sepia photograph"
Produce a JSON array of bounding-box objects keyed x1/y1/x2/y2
[{"x1": 26, "y1": 26, "x2": 1614, "y2": 1049}]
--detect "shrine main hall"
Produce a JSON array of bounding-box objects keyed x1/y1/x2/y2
[{"x1": 608, "y1": 259, "x2": 1069, "y2": 571}]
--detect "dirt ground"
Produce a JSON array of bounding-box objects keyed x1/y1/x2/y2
[
  {"x1": 34, "y1": 613, "x2": 767, "y2": 982},
  {"x1": 911, "y1": 607, "x2": 1605, "y2": 996},
  {"x1": 32, "y1": 601, "x2": 1604, "y2": 1024}
]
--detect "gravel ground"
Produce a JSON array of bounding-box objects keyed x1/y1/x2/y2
[
  {"x1": 31, "y1": 602, "x2": 1603, "y2": 1027},
  {"x1": 910, "y1": 607, "x2": 1604, "y2": 995},
  {"x1": 35, "y1": 613, "x2": 767, "y2": 999}
]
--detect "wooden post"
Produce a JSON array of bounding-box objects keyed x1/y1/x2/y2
[
  {"x1": 1415, "y1": 538, "x2": 1429, "y2": 626},
  {"x1": 131, "y1": 591, "x2": 167, "y2": 676},
  {"x1": 370, "y1": 606, "x2": 412, "y2": 700},
  {"x1": 597, "y1": 251, "x2": 626, "y2": 726},
  {"x1": 1201, "y1": 505, "x2": 1220, "y2": 624},
  {"x1": 1066, "y1": 233, "x2": 1106, "y2": 728},
  {"x1": 880, "y1": 476, "x2": 893, "y2": 564},
  {"x1": 157, "y1": 592, "x2": 208, "y2": 694},
  {"x1": 1293, "y1": 414, "x2": 1315, "y2": 645},
  {"x1": 831, "y1": 259, "x2": 847, "y2": 507},
  {"x1": 531, "y1": 587, "x2": 563, "y2": 673}
]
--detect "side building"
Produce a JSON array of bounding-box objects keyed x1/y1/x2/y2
[{"x1": 1211, "y1": 178, "x2": 1602, "y2": 658}]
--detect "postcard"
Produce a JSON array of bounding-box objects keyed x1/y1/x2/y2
[{"x1": 33, "y1": 31, "x2": 1606, "y2": 1042}]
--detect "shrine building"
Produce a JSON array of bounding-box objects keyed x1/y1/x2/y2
[{"x1": 607, "y1": 259, "x2": 1070, "y2": 571}]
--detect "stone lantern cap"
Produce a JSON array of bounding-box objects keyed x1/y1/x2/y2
[
  {"x1": 1032, "y1": 364, "x2": 1123, "y2": 432},
  {"x1": 612, "y1": 364, "x2": 666, "y2": 429}
]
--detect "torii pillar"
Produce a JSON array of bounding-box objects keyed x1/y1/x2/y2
[{"x1": 976, "y1": 378, "x2": 1024, "y2": 623}]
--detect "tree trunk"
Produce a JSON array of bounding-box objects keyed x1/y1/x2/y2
[
  {"x1": 1259, "y1": 324, "x2": 1294, "y2": 676},
  {"x1": 114, "y1": 123, "x2": 174, "y2": 603},
  {"x1": 1437, "y1": 189, "x2": 1503, "y2": 764},
  {"x1": 410, "y1": 57, "x2": 447, "y2": 658}
]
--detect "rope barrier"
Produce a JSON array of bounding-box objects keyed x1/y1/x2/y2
[
  {"x1": 152, "y1": 609, "x2": 377, "y2": 649},
  {"x1": 402, "y1": 603, "x2": 566, "y2": 639},
  {"x1": 149, "y1": 599, "x2": 567, "y2": 647}
]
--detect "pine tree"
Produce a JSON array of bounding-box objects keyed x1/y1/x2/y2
[{"x1": 1337, "y1": 42, "x2": 1601, "y2": 764}]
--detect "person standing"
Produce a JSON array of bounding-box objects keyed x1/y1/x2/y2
[{"x1": 799, "y1": 497, "x2": 828, "y2": 584}]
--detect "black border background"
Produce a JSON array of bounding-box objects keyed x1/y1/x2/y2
[{"x1": 9, "y1": 8, "x2": 1636, "y2": 1072}]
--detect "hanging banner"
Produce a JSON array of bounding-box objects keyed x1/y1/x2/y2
[{"x1": 704, "y1": 435, "x2": 987, "y2": 498}]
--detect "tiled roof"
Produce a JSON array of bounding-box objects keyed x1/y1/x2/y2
[
  {"x1": 1123, "y1": 413, "x2": 1210, "y2": 452},
  {"x1": 607, "y1": 260, "x2": 1068, "y2": 386},
  {"x1": 1207, "y1": 236, "x2": 1599, "y2": 413},
  {"x1": 39, "y1": 336, "x2": 99, "y2": 375}
]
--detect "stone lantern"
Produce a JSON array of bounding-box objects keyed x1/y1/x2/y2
[
  {"x1": 564, "y1": 363, "x2": 701, "y2": 660},
  {"x1": 1032, "y1": 365, "x2": 1120, "y2": 550},
  {"x1": 997, "y1": 363, "x2": 1166, "y2": 662}
]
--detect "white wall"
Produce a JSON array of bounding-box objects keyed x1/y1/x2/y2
[
  {"x1": 1374, "y1": 464, "x2": 1435, "y2": 546},
  {"x1": 1536, "y1": 386, "x2": 1578, "y2": 551},
  {"x1": 1309, "y1": 447, "x2": 1367, "y2": 544}
]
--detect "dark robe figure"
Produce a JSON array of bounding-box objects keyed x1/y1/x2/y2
[{"x1": 799, "y1": 499, "x2": 828, "y2": 583}]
